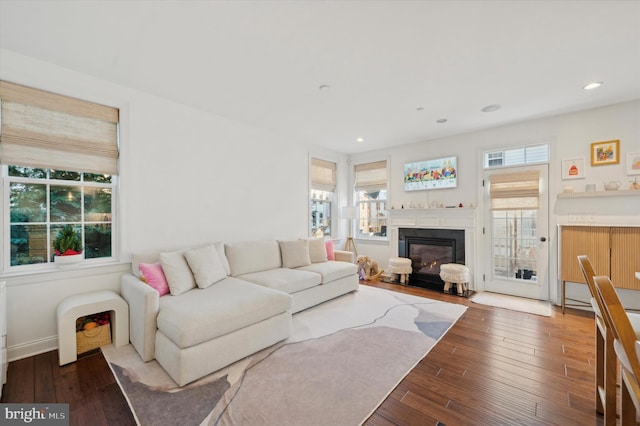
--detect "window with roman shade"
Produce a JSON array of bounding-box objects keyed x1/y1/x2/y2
[
  {"x1": 1, "y1": 81, "x2": 119, "y2": 271},
  {"x1": 354, "y1": 160, "x2": 388, "y2": 239},
  {"x1": 489, "y1": 170, "x2": 540, "y2": 210},
  {"x1": 0, "y1": 80, "x2": 119, "y2": 174},
  {"x1": 310, "y1": 158, "x2": 336, "y2": 238}
]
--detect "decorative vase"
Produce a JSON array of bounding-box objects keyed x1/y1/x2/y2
[{"x1": 54, "y1": 253, "x2": 83, "y2": 269}]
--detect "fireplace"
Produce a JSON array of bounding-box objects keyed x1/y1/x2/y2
[{"x1": 398, "y1": 228, "x2": 465, "y2": 290}]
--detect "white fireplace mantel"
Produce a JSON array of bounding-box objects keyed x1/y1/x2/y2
[{"x1": 386, "y1": 207, "x2": 479, "y2": 290}]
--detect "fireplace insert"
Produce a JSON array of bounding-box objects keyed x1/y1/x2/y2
[{"x1": 398, "y1": 228, "x2": 465, "y2": 290}]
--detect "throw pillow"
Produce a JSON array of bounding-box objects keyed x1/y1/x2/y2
[
  {"x1": 185, "y1": 244, "x2": 227, "y2": 288},
  {"x1": 278, "y1": 239, "x2": 312, "y2": 269},
  {"x1": 307, "y1": 238, "x2": 328, "y2": 263},
  {"x1": 160, "y1": 249, "x2": 196, "y2": 296},
  {"x1": 325, "y1": 239, "x2": 335, "y2": 261},
  {"x1": 138, "y1": 262, "x2": 170, "y2": 296}
]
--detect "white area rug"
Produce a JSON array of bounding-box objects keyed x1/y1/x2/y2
[
  {"x1": 470, "y1": 291, "x2": 552, "y2": 316},
  {"x1": 103, "y1": 285, "x2": 467, "y2": 425}
]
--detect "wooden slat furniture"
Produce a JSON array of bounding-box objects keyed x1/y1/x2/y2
[{"x1": 560, "y1": 226, "x2": 640, "y2": 313}]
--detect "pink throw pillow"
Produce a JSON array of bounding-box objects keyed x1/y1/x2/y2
[
  {"x1": 325, "y1": 240, "x2": 335, "y2": 261},
  {"x1": 138, "y1": 262, "x2": 170, "y2": 296}
]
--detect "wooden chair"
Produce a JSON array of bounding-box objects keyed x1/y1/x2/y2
[
  {"x1": 578, "y1": 255, "x2": 616, "y2": 423},
  {"x1": 594, "y1": 275, "x2": 640, "y2": 426}
]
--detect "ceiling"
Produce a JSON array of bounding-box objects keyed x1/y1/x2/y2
[{"x1": 1, "y1": 1, "x2": 639, "y2": 154}]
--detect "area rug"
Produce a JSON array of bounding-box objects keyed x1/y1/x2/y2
[
  {"x1": 470, "y1": 291, "x2": 551, "y2": 317},
  {"x1": 102, "y1": 285, "x2": 467, "y2": 426}
]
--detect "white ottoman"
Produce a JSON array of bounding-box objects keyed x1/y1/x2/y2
[
  {"x1": 389, "y1": 257, "x2": 412, "y2": 285},
  {"x1": 439, "y1": 263, "x2": 470, "y2": 295},
  {"x1": 57, "y1": 290, "x2": 129, "y2": 365}
]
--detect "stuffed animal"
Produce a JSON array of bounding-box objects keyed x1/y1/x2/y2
[{"x1": 356, "y1": 255, "x2": 383, "y2": 280}]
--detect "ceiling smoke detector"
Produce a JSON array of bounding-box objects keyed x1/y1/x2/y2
[{"x1": 481, "y1": 104, "x2": 501, "y2": 113}]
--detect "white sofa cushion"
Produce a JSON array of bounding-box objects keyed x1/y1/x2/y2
[
  {"x1": 238, "y1": 268, "x2": 321, "y2": 294},
  {"x1": 278, "y1": 239, "x2": 311, "y2": 268},
  {"x1": 185, "y1": 244, "x2": 227, "y2": 288},
  {"x1": 131, "y1": 241, "x2": 230, "y2": 277},
  {"x1": 307, "y1": 238, "x2": 328, "y2": 263},
  {"x1": 226, "y1": 240, "x2": 282, "y2": 276},
  {"x1": 157, "y1": 277, "x2": 292, "y2": 348},
  {"x1": 297, "y1": 261, "x2": 357, "y2": 284},
  {"x1": 160, "y1": 249, "x2": 196, "y2": 296}
]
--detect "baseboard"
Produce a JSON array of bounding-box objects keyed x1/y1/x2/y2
[{"x1": 7, "y1": 335, "x2": 58, "y2": 362}]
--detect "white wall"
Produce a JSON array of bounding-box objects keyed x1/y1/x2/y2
[
  {"x1": 1, "y1": 50, "x2": 339, "y2": 360},
  {"x1": 351, "y1": 100, "x2": 640, "y2": 307}
]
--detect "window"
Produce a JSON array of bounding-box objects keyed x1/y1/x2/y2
[
  {"x1": 310, "y1": 158, "x2": 336, "y2": 237},
  {"x1": 354, "y1": 160, "x2": 387, "y2": 239},
  {"x1": 6, "y1": 166, "x2": 115, "y2": 267},
  {"x1": 484, "y1": 144, "x2": 549, "y2": 169},
  {"x1": 1, "y1": 81, "x2": 119, "y2": 271}
]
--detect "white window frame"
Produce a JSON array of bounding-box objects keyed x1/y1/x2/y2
[
  {"x1": 2, "y1": 165, "x2": 118, "y2": 273},
  {"x1": 353, "y1": 160, "x2": 388, "y2": 241}
]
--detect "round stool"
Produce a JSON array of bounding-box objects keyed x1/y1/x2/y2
[
  {"x1": 439, "y1": 263, "x2": 470, "y2": 295},
  {"x1": 389, "y1": 257, "x2": 412, "y2": 285}
]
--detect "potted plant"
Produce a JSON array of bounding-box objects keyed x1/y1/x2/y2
[{"x1": 53, "y1": 225, "x2": 83, "y2": 267}]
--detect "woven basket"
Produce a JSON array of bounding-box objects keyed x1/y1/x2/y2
[{"x1": 76, "y1": 323, "x2": 111, "y2": 354}]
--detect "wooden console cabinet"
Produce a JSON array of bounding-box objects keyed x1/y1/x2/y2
[{"x1": 560, "y1": 226, "x2": 640, "y2": 312}]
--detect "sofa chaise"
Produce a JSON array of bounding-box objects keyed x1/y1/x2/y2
[{"x1": 121, "y1": 238, "x2": 357, "y2": 385}]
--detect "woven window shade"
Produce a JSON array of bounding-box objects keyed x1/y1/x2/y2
[
  {"x1": 311, "y1": 158, "x2": 336, "y2": 192},
  {"x1": 490, "y1": 170, "x2": 540, "y2": 210},
  {"x1": 354, "y1": 160, "x2": 387, "y2": 191},
  {"x1": 0, "y1": 81, "x2": 119, "y2": 175}
]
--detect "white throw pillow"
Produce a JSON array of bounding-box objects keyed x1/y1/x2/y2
[
  {"x1": 160, "y1": 249, "x2": 196, "y2": 296},
  {"x1": 307, "y1": 238, "x2": 328, "y2": 263},
  {"x1": 278, "y1": 239, "x2": 311, "y2": 269},
  {"x1": 185, "y1": 244, "x2": 227, "y2": 288}
]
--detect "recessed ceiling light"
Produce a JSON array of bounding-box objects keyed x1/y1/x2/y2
[
  {"x1": 416, "y1": 107, "x2": 424, "y2": 112},
  {"x1": 318, "y1": 84, "x2": 331, "y2": 92},
  {"x1": 356, "y1": 137, "x2": 365, "y2": 143},
  {"x1": 436, "y1": 118, "x2": 448, "y2": 124},
  {"x1": 583, "y1": 81, "x2": 603, "y2": 90},
  {"x1": 481, "y1": 104, "x2": 501, "y2": 113}
]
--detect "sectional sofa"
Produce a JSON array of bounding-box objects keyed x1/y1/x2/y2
[{"x1": 120, "y1": 238, "x2": 358, "y2": 385}]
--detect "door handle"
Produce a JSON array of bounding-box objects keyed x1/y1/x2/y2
[{"x1": 540, "y1": 237, "x2": 547, "y2": 242}]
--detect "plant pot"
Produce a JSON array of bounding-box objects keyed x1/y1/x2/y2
[{"x1": 54, "y1": 253, "x2": 83, "y2": 269}]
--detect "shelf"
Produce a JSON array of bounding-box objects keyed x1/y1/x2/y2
[{"x1": 557, "y1": 189, "x2": 640, "y2": 199}]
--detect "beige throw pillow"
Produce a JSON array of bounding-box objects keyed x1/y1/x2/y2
[
  {"x1": 160, "y1": 249, "x2": 196, "y2": 296},
  {"x1": 185, "y1": 244, "x2": 227, "y2": 288},
  {"x1": 307, "y1": 238, "x2": 328, "y2": 263},
  {"x1": 278, "y1": 239, "x2": 311, "y2": 269}
]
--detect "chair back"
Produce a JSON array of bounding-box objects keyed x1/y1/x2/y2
[
  {"x1": 594, "y1": 275, "x2": 640, "y2": 380},
  {"x1": 577, "y1": 255, "x2": 607, "y2": 320}
]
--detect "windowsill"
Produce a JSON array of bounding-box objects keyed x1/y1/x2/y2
[
  {"x1": 355, "y1": 237, "x2": 389, "y2": 245},
  {"x1": 0, "y1": 261, "x2": 130, "y2": 286}
]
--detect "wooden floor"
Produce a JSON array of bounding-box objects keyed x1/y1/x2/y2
[{"x1": 1, "y1": 282, "x2": 603, "y2": 426}]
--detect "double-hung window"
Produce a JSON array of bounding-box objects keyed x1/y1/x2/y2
[
  {"x1": 310, "y1": 158, "x2": 336, "y2": 237},
  {"x1": 354, "y1": 160, "x2": 387, "y2": 239},
  {"x1": 1, "y1": 81, "x2": 119, "y2": 272}
]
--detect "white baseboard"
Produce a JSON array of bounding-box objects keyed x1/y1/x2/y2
[{"x1": 7, "y1": 335, "x2": 58, "y2": 362}]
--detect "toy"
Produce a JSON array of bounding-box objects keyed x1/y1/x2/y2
[{"x1": 356, "y1": 255, "x2": 384, "y2": 280}]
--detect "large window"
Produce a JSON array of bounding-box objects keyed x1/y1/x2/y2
[
  {"x1": 354, "y1": 160, "x2": 387, "y2": 239},
  {"x1": 1, "y1": 81, "x2": 119, "y2": 272},
  {"x1": 6, "y1": 166, "x2": 115, "y2": 267},
  {"x1": 310, "y1": 158, "x2": 336, "y2": 237}
]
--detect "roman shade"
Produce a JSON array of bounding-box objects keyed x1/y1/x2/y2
[
  {"x1": 311, "y1": 158, "x2": 336, "y2": 192},
  {"x1": 354, "y1": 160, "x2": 387, "y2": 191},
  {"x1": 490, "y1": 170, "x2": 540, "y2": 210},
  {"x1": 0, "y1": 81, "x2": 119, "y2": 175}
]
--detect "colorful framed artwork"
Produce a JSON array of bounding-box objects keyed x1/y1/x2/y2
[
  {"x1": 561, "y1": 158, "x2": 585, "y2": 180},
  {"x1": 590, "y1": 139, "x2": 620, "y2": 166},
  {"x1": 627, "y1": 151, "x2": 640, "y2": 175},
  {"x1": 403, "y1": 156, "x2": 457, "y2": 191}
]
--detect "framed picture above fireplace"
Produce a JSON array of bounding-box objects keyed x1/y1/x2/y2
[{"x1": 403, "y1": 156, "x2": 457, "y2": 191}]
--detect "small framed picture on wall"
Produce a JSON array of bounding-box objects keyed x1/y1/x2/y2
[
  {"x1": 561, "y1": 158, "x2": 585, "y2": 180},
  {"x1": 591, "y1": 139, "x2": 620, "y2": 166},
  {"x1": 627, "y1": 151, "x2": 640, "y2": 175}
]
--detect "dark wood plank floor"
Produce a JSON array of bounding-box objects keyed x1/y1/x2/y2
[{"x1": 2, "y1": 282, "x2": 603, "y2": 426}]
